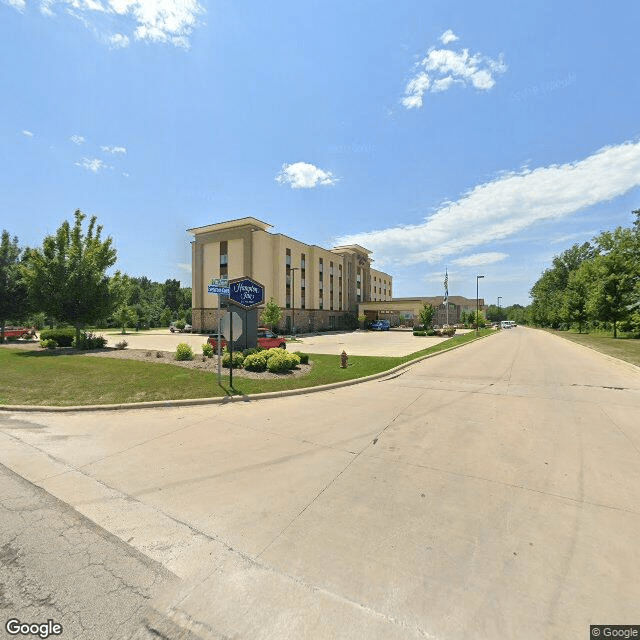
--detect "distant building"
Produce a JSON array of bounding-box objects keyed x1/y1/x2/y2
[
  {"x1": 189, "y1": 217, "x2": 393, "y2": 333},
  {"x1": 358, "y1": 296, "x2": 486, "y2": 327}
]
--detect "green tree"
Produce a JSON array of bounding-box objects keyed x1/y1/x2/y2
[
  {"x1": 419, "y1": 303, "x2": 435, "y2": 327},
  {"x1": 159, "y1": 306, "x2": 173, "y2": 327},
  {"x1": 562, "y1": 264, "x2": 591, "y2": 333},
  {"x1": 0, "y1": 231, "x2": 29, "y2": 342},
  {"x1": 22, "y1": 210, "x2": 117, "y2": 345},
  {"x1": 260, "y1": 297, "x2": 282, "y2": 331}
]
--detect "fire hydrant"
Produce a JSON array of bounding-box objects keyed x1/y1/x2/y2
[{"x1": 340, "y1": 350, "x2": 348, "y2": 368}]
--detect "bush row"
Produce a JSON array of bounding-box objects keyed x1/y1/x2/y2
[{"x1": 39, "y1": 329, "x2": 107, "y2": 350}]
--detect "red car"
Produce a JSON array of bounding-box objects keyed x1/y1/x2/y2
[
  {"x1": 2, "y1": 326, "x2": 35, "y2": 340},
  {"x1": 208, "y1": 327, "x2": 287, "y2": 350}
]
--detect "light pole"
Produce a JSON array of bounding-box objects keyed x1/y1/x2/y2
[
  {"x1": 290, "y1": 267, "x2": 299, "y2": 335},
  {"x1": 497, "y1": 296, "x2": 502, "y2": 322},
  {"x1": 476, "y1": 275, "x2": 485, "y2": 334}
]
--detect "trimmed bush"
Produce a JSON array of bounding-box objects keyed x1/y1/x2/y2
[
  {"x1": 265, "y1": 348, "x2": 300, "y2": 372},
  {"x1": 40, "y1": 328, "x2": 75, "y2": 347},
  {"x1": 73, "y1": 332, "x2": 107, "y2": 350},
  {"x1": 242, "y1": 347, "x2": 263, "y2": 357},
  {"x1": 294, "y1": 351, "x2": 309, "y2": 365},
  {"x1": 115, "y1": 340, "x2": 128, "y2": 350},
  {"x1": 413, "y1": 330, "x2": 427, "y2": 336},
  {"x1": 426, "y1": 329, "x2": 437, "y2": 336},
  {"x1": 243, "y1": 351, "x2": 269, "y2": 372},
  {"x1": 40, "y1": 338, "x2": 57, "y2": 349},
  {"x1": 202, "y1": 343, "x2": 214, "y2": 358},
  {"x1": 222, "y1": 351, "x2": 245, "y2": 368},
  {"x1": 175, "y1": 343, "x2": 194, "y2": 361}
]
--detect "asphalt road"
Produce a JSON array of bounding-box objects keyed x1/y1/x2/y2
[
  {"x1": 0, "y1": 464, "x2": 177, "y2": 640},
  {"x1": 1, "y1": 327, "x2": 639, "y2": 639}
]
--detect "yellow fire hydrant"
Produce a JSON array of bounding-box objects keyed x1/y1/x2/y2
[{"x1": 340, "y1": 350, "x2": 348, "y2": 368}]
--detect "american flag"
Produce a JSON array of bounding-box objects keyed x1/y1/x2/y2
[{"x1": 443, "y1": 270, "x2": 448, "y2": 304}]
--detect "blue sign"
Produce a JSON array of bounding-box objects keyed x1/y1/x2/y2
[
  {"x1": 208, "y1": 284, "x2": 230, "y2": 295},
  {"x1": 229, "y1": 277, "x2": 265, "y2": 308}
]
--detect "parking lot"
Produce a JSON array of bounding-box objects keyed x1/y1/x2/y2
[{"x1": 97, "y1": 328, "x2": 468, "y2": 358}]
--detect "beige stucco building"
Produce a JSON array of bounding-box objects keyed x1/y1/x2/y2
[
  {"x1": 189, "y1": 217, "x2": 393, "y2": 333},
  {"x1": 358, "y1": 296, "x2": 487, "y2": 327}
]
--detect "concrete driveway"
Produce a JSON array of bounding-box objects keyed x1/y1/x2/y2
[
  {"x1": 1, "y1": 327, "x2": 639, "y2": 639},
  {"x1": 99, "y1": 327, "x2": 467, "y2": 357}
]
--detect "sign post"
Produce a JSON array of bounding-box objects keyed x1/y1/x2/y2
[
  {"x1": 220, "y1": 311, "x2": 242, "y2": 389},
  {"x1": 208, "y1": 278, "x2": 229, "y2": 385}
]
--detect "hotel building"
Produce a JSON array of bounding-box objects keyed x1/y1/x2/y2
[{"x1": 189, "y1": 217, "x2": 393, "y2": 333}]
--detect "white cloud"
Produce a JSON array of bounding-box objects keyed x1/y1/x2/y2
[
  {"x1": 69, "y1": 134, "x2": 85, "y2": 144},
  {"x1": 439, "y1": 29, "x2": 459, "y2": 45},
  {"x1": 3, "y1": 0, "x2": 26, "y2": 11},
  {"x1": 76, "y1": 157, "x2": 110, "y2": 173},
  {"x1": 276, "y1": 162, "x2": 338, "y2": 189},
  {"x1": 32, "y1": 0, "x2": 204, "y2": 48},
  {"x1": 336, "y1": 140, "x2": 640, "y2": 266},
  {"x1": 108, "y1": 32, "x2": 129, "y2": 47},
  {"x1": 402, "y1": 35, "x2": 507, "y2": 108},
  {"x1": 453, "y1": 252, "x2": 508, "y2": 267},
  {"x1": 101, "y1": 145, "x2": 127, "y2": 154},
  {"x1": 177, "y1": 262, "x2": 191, "y2": 272},
  {"x1": 21, "y1": 130, "x2": 34, "y2": 137}
]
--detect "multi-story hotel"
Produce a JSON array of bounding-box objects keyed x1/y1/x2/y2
[{"x1": 189, "y1": 217, "x2": 393, "y2": 333}]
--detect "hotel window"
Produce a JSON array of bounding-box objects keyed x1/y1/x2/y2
[
  {"x1": 219, "y1": 241, "x2": 228, "y2": 278},
  {"x1": 286, "y1": 249, "x2": 291, "y2": 266}
]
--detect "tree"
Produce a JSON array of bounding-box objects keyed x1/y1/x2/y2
[
  {"x1": 562, "y1": 264, "x2": 591, "y2": 333},
  {"x1": 163, "y1": 279, "x2": 182, "y2": 313},
  {"x1": 22, "y1": 210, "x2": 117, "y2": 345},
  {"x1": 261, "y1": 298, "x2": 282, "y2": 331},
  {"x1": 0, "y1": 231, "x2": 29, "y2": 342},
  {"x1": 419, "y1": 303, "x2": 435, "y2": 327}
]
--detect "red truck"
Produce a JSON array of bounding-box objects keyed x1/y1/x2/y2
[
  {"x1": 1, "y1": 326, "x2": 36, "y2": 340},
  {"x1": 208, "y1": 327, "x2": 287, "y2": 350}
]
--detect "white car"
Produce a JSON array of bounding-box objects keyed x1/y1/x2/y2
[{"x1": 500, "y1": 320, "x2": 516, "y2": 329}]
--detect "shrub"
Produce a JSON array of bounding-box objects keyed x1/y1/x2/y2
[
  {"x1": 115, "y1": 340, "x2": 128, "y2": 350},
  {"x1": 202, "y1": 342, "x2": 214, "y2": 358},
  {"x1": 40, "y1": 328, "x2": 75, "y2": 347},
  {"x1": 243, "y1": 351, "x2": 269, "y2": 372},
  {"x1": 426, "y1": 329, "x2": 437, "y2": 336},
  {"x1": 156, "y1": 351, "x2": 164, "y2": 358},
  {"x1": 242, "y1": 347, "x2": 262, "y2": 357},
  {"x1": 267, "y1": 352, "x2": 291, "y2": 373},
  {"x1": 294, "y1": 351, "x2": 309, "y2": 365},
  {"x1": 40, "y1": 338, "x2": 57, "y2": 349},
  {"x1": 265, "y1": 348, "x2": 300, "y2": 372},
  {"x1": 175, "y1": 343, "x2": 194, "y2": 360},
  {"x1": 175, "y1": 320, "x2": 186, "y2": 330},
  {"x1": 413, "y1": 330, "x2": 426, "y2": 336},
  {"x1": 222, "y1": 351, "x2": 245, "y2": 368},
  {"x1": 73, "y1": 332, "x2": 107, "y2": 350}
]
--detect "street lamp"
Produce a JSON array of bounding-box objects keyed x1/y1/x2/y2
[
  {"x1": 476, "y1": 275, "x2": 485, "y2": 334},
  {"x1": 290, "y1": 267, "x2": 299, "y2": 335},
  {"x1": 497, "y1": 296, "x2": 502, "y2": 321}
]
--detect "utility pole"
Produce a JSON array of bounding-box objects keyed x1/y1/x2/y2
[{"x1": 476, "y1": 275, "x2": 485, "y2": 334}]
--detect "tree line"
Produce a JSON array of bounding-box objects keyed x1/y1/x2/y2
[
  {"x1": 528, "y1": 210, "x2": 640, "y2": 337},
  {"x1": 0, "y1": 210, "x2": 192, "y2": 343}
]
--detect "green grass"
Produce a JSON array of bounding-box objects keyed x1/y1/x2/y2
[
  {"x1": 0, "y1": 329, "x2": 493, "y2": 407},
  {"x1": 547, "y1": 330, "x2": 640, "y2": 367}
]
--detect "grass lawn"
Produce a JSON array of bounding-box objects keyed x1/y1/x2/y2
[
  {"x1": 547, "y1": 330, "x2": 640, "y2": 367},
  {"x1": 0, "y1": 329, "x2": 493, "y2": 407}
]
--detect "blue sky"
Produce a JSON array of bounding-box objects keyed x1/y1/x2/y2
[{"x1": 2, "y1": 0, "x2": 639, "y2": 306}]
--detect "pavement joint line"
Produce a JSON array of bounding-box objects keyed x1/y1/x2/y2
[
  {"x1": 0, "y1": 332, "x2": 496, "y2": 413},
  {"x1": 361, "y1": 451, "x2": 640, "y2": 517}
]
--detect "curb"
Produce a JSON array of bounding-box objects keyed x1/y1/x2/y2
[{"x1": 0, "y1": 332, "x2": 495, "y2": 413}]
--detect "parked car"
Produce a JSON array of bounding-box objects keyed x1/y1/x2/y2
[
  {"x1": 169, "y1": 323, "x2": 192, "y2": 333},
  {"x1": 370, "y1": 320, "x2": 390, "y2": 331},
  {"x1": 207, "y1": 327, "x2": 287, "y2": 351},
  {"x1": 500, "y1": 320, "x2": 516, "y2": 329}
]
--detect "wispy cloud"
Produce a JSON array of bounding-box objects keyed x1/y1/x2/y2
[
  {"x1": 402, "y1": 32, "x2": 506, "y2": 109},
  {"x1": 69, "y1": 134, "x2": 85, "y2": 145},
  {"x1": 21, "y1": 129, "x2": 34, "y2": 137},
  {"x1": 101, "y1": 145, "x2": 127, "y2": 154},
  {"x1": 276, "y1": 162, "x2": 338, "y2": 189},
  {"x1": 336, "y1": 139, "x2": 640, "y2": 266},
  {"x1": 76, "y1": 157, "x2": 110, "y2": 173},
  {"x1": 26, "y1": 0, "x2": 204, "y2": 48},
  {"x1": 439, "y1": 29, "x2": 459, "y2": 45},
  {"x1": 3, "y1": 0, "x2": 26, "y2": 11},
  {"x1": 177, "y1": 262, "x2": 191, "y2": 272},
  {"x1": 453, "y1": 252, "x2": 508, "y2": 267},
  {"x1": 108, "y1": 32, "x2": 129, "y2": 48}
]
